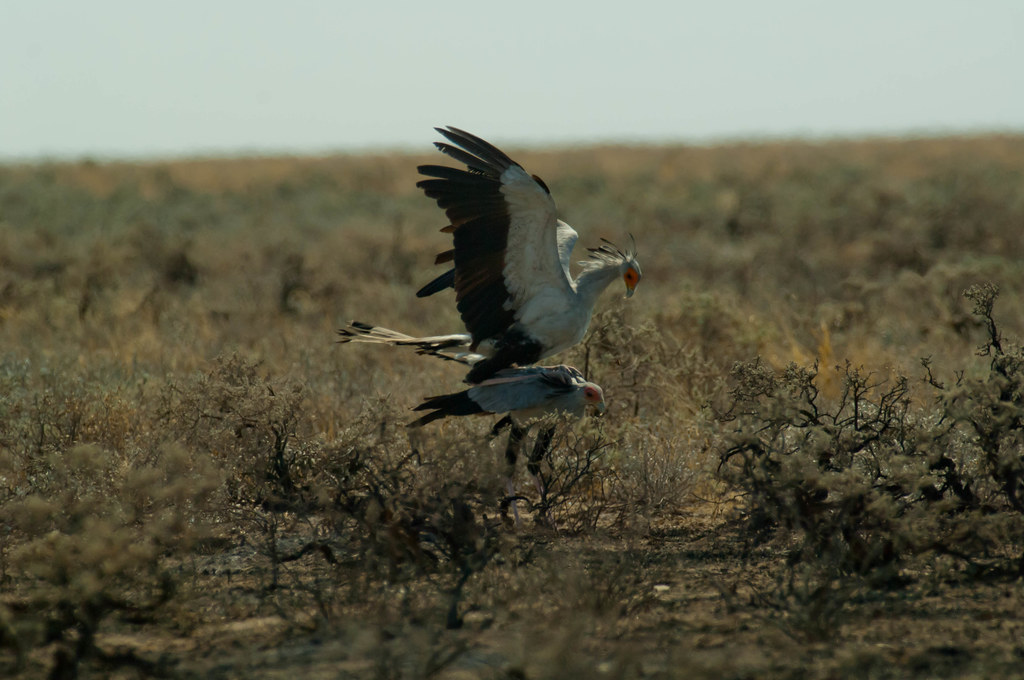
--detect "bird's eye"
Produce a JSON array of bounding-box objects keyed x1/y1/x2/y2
[{"x1": 625, "y1": 268, "x2": 639, "y2": 285}]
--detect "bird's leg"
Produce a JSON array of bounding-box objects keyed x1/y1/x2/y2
[
  {"x1": 503, "y1": 419, "x2": 526, "y2": 473},
  {"x1": 490, "y1": 414, "x2": 514, "y2": 439},
  {"x1": 498, "y1": 420, "x2": 527, "y2": 527},
  {"x1": 528, "y1": 425, "x2": 556, "y2": 523},
  {"x1": 528, "y1": 425, "x2": 555, "y2": 495},
  {"x1": 504, "y1": 477, "x2": 520, "y2": 528}
]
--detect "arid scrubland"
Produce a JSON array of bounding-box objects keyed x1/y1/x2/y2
[{"x1": 1, "y1": 135, "x2": 1023, "y2": 678}]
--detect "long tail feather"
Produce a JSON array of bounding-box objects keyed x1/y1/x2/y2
[{"x1": 337, "y1": 322, "x2": 480, "y2": 365}]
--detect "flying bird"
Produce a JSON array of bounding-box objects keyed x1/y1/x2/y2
[
  {"x1": 408, "y1": 364, "x2": 605, "y2": 523},
  {"x1": 374, "y1": 126, "x2": 642, "y2": 383}
]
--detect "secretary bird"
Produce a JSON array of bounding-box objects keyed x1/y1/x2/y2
[
  {"x1": 337, "y1": 126, "x2": 642, "y2": 383},
  {"x1": 408, "y1": 364, "x2": 605, "y2": 523}
]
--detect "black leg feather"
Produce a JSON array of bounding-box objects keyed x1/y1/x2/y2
[{"x1": 528, "y1": 426, "x2": 556, "y2": 478}]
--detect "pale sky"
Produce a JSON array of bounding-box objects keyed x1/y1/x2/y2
[{"x1": 3, "y1": 1, "x2": 1023, "y2": 160}]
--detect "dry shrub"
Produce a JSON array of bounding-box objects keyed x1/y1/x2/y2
[
  {"x1": 166, "y1": 358, "x2": 513, "y2": 629},
  {"x1": 564, "y1": 305, "x2": 730, "y2": 528},
  {"x1": 574, "y1": 304, "x2": 743, "y2": 416},
  {"x1": 0, "y1": 443, "x2": 220, "y2": 677},
  {"x1": 160, "y1": 353, "x2": 309, "y2": 507},
  {"x1": 717, "y1": 284, "x2": 1024, "y2": 639},
  {"x1": 609, "y1": 421, "x2": 717, "y2": 526},
  {"x1": 512, "y1": 418, "x2": 616, "y2": 532},
  {"x1": 297, "y1": 415, "x2": 515, "y2": 631},
  {"x1": 0, "y1": 358, "x2": 147, "y2": 460}
]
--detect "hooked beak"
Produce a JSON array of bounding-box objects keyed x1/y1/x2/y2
[
  {"x1": 624, "y1": 285, "x2": 635, "y2": 299},
  {"x1": 593, "y1": 400, "x2": 606, "y2": 417}
]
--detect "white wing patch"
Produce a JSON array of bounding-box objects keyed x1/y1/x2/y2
[
  {"x1": 555, "y1": 220, "x2": 579, "y2": 286},
  {"x1": 500, "y1": 165, "x2": 573, "y2": 313}
]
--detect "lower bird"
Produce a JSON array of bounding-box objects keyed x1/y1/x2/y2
[{"x1": 408, "y1": 364, "x2": 605, "y2": 524}]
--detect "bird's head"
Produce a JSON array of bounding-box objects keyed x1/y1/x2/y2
[
  {"x1": 582, "y1": 383, "x2": 606, "y2": 415},
  {"x1": 621, "y1": 233, "x2": 642, "y2": 297},
  {"x1": 585, "y1": 235, "x2": 642, "y2": 298},
  {"x1": 622, "y1": 259, "x2": 642, "y2": 298}
]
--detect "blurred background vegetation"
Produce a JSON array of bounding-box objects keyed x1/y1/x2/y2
[{"x1": 1, "y1": 135, "x2": 1023, "y2": 678}]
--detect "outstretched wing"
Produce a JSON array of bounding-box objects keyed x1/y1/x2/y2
[
  {"x1": 417, "y1": 127, "x2": 573, "y2": 351},
  {"x1": 416, "y1": 220, "x2": 578, "y2": 299}
]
